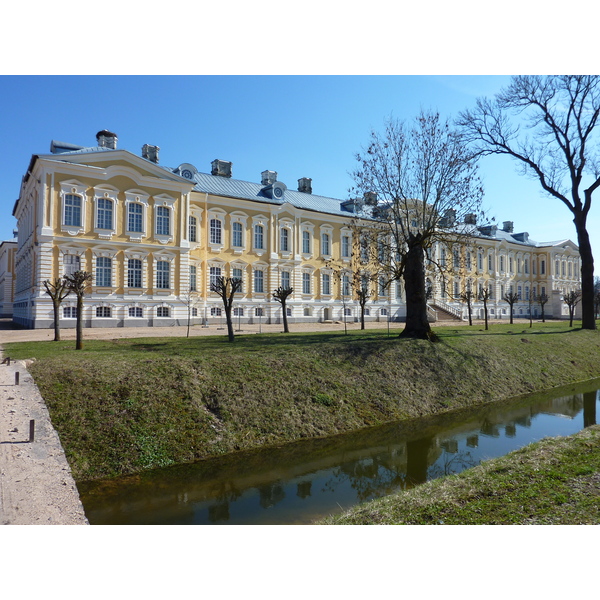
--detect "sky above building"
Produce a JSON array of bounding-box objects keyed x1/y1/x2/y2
[{"x1": 2, "y1": 74, "x2": 598, "y2": 259}]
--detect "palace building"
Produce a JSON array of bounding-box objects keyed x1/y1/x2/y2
[{"x1": 5, "y1": 130, "x2": 582, "y2": 329}]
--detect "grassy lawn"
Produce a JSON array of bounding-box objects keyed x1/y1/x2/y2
[
  {"x1": 323, "y1": 424, "x2": 600, "y2": 524},
  {"x1": 4, "y1": 321, "x2": 600, "y2": 482}
]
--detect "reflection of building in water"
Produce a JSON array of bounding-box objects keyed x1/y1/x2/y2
[
  {"x1": 514, "y1": 415, "x2": 532, "y2": 428},
  {"x1": 480, "y1": 419, "x2": 500, "y2": 437},
  {"x1": 208, "y1": 501, "x2": 230, "y2": 523},
  {"x1": 259, "y1": 482, "x2": 285, "y2": 509},
  {"x1": 297, "y1": 481, "x2": 312, "y2": 499},
  {"x1": 441, "y1": 439, "x2": 458, "y2": 453},
  {"x1": 583, "y1": 391, "x2": 597, "y2": 428},
  {"x1": 466, "y1": 434, "x2": 479, "y2": 448},
  {"x1": 505, "y1": 423, "x2": 517, "y2": 438}
]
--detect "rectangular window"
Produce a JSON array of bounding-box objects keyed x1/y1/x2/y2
[
  {"x1": 192, "y1": 308, "x2": 198, "y2": 317},
  {"x1": 302, "y1": 272, "x2": 311, "y2": 294},
  {"x1": 478, "y1": 253, "x2": 483, "y2": 270},
  {"x1": 509, "y1": 257, "x2": 513, "y2": 273},
  {"x1": 322, "y1": 233, "x2": 331, "y2": 256},
  {"x1": 156, "y1": 260, "x2": 170, "y2": 289},
  {"x1": 129, "y1": 307, "x2": 143, "y2": 318},
  {"x1": 255, "y1": 307, "x2": 263, "y2": 317},
  {"x1": 322, "y1": 273, "x2": 331, "y2": 295},
  {"x1": 96, "y1": 257, "x2": 112, "y2": 287},
  {"x1": 156, "y1": 206, "x2": 170, "y2": 236},
  {"x1": 96, "y1": 306, "x2": 111, "y2": 318},
  {"x1": 302, "y1": 231, "x2": 311, "y2": 254},
  {"x1": 157, "y1": 307, "x2": 170, "y2": 317},
  {"x1": 63, "y1": 306, "x2": 77, "y2": 318},
  {"x1": 232, "y1": 222, "x2": 243, "y2": 247},
  {"x1": 454, "y1": 249, "x2": 460, "y2": 268},
  {"x1": 341, "y1": 235, "x2": 350, "y2": 258},
  {"x1": 499, "y1": 255, "x2": 504, "y2": 272},
  {"x1": 286, "y1": 307, "x2": 292, "y2": 317},
  {"x1": 210, "y1": 307, "x2": 222, "y2": 317},
  {"x1": 128, "y1": 203, "x2": 143, "y2": 233},
  {"x1": 210, "y1": 266, "x2": 221, "y2": 288},
  {"x1": 517, "y1": 285, "x2": 522, "y2": 300},
  {"x1": 379, "y1": 276, "x2": 387, "y2": 296},
  {"x1": 64, "y1": 194, "x2": 82, "y2": 227},
  {"x1": 128, "y1": 258, "x2": 142, "y2": 288},
  {"x1": 233, "y1": 307, "x2": 244, "y2": 317},
  {"x1": 232, "y1": 267, "x2": 243, "y2": 292},
  {"x1": 555, "y1": 260, "x2": 560, "y2": 276},
  {"x1": 488, "y1": 254, "x2": 493, "y2": 271},
  {"x1": 254, "y1": 270, "x2": 264, "y2": 293},
  {"x1": 190, "y1": 265, "x2": 197, "y2": 291},
  {"x1": 64, "y1": 254, "x2": 80, "y2": 276},
  {"x1": 189, "y1": 216, "x2": 197, "y2": 242},
  {"x1": 254, "y1": 225, "x2": 264, "y2": 249},
  {"x1": 280, "y1": 228, "x2": 289, "y2": 252},
  {"x1": 342, "y1": 274, "x2": 350, "y2": 296},
  {"x1": 525, "y1": 286, "x2": 530, "y2": 301},
  {"x1": 525, "y1": 259, "x2": 529, "y2": 274},
  {"x1": 210, "y1": 219, "x2": 222, "y2": 245},
  {"x1": 281, "y1": 270, "x2": 291, "y2": 289},
  {"x1": 344, "y1": 308, "x2": 352, "y2": 316},
  {"x1": 466, "y1": 252, "x2": 472, "y2": 270},
  {"x1": 541, "y1": 260, "x2": 546, "y2": 275}
]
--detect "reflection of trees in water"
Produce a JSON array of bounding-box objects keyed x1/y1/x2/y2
[{"x1": 428, "y1": 448, "x2": 478, "y2": 479}]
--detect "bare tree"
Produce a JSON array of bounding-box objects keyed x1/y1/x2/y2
[
  {"x1": 479, "y1": 286, "x2": 492, "y2": 330},
  {"x1": 43, "y1": 277, "x2": 70, "y2": 341},
  {"x1": 271, "y1": 286, "x2": 293, "y2": 333},
  {"x1": 503, "y1": 291, "x2": 519, "y2": 325},
  {"x1": 64, "y1": 271, "x2": 93, "y2": 350},
  {"x1": 181, "y1": 289, "x2": 200, "y2": 338},
  {"x1": 564, "y1": 289, "x2": 582, "y2": 327},
  {"x1": 351, "y1": 110, "x2": 483, "y2": 340},
  {"x1": 458, "y1": 287, "x2": 476, "y2": 326},
  {"x1": 210, "y1": 276, "x2": 242, "y2": 342},
  {"x1": 537, "y1": 291, "x2": 549, "y2": 323},
  {"x1": 459, "y1": 75, "x2": 600, "y2": 330}
]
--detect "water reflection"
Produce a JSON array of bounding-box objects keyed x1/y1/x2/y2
[{"x1": 78, "y1": 381, "x2": 600, "y2": 525}]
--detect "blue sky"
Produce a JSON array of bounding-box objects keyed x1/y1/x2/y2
[{"x1": 2, "y1": 74, "x2": 597, "y2": 258}]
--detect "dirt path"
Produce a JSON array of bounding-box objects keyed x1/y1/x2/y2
[{"x1": 0, "y1": 356, "x2": 88, "y2": 525}]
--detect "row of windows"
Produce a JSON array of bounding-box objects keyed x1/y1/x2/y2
[
  {"x1": 63, "y1": 306, "x2": 171, "y2": 318},
  {"x1": 439, "y1": 247, "x2": 550, "y2": 276}
]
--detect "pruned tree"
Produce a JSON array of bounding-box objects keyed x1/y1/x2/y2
[
  {"x1": 503, "y1": 291, "x2": 519, "y2": 325},
  {"x1": 64, "y1": 270, "x2": 93, "y2": 350},
  {"x1": 458, "y1": 75, "x2": 600, "y2": 331},
  {"x1": 181, "y1": 288, "x2": 200, "y2": 338},
  {"x1": 351, "y1": 110, "x2": 484, "y2": 340},
  {"x1": 537, "y1": 292, "x2": 549, "y2": 323},
  {"x1": 458, "y1": 287, "x2": 476, "y2": 326},
  {"x1": 564, "y1": 289, "x2": 582, "y2": 327},
  {"x1": 43, "y1": 277, "x2": 70, "y2": 341},
  {"x1": 272, "y1": 286, "x2": 293, "y2": 333},
  {"x1": 478, "y1": 286, "x2": 492, "y2": 331},
  {"x1": 210, "y1": 276, "x2": 242, "y2": 342}
]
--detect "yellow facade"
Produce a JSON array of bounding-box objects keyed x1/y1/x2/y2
[{"x1": 8, "y1": 131, "x2": 582, "y2": 328}]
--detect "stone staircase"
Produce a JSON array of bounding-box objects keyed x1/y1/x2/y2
[{"x1": 430, "y1": 303, "x2": 464, "y2": 322}]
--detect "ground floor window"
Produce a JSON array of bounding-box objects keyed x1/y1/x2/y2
[
  {"x1": 286, "y1": 307, "x2": 292, "y2": 316},
  {"x1": 344, "y1": 308, "x2": 352, "y2": 316},
  {"x1": 157, "y1": 307, "x2": 170, "y2": 317},
  {"x1": 129, "y1": 307, "x2": 143, "y2": 318},
  {"x1": 380, "y1": 308, "x2": 387, "y2": 316},
  {"x1": 63, "y1": 306, "x2": 77, "y2": 318},
  {"x1": 96, "y1": 306, "x2": 111, "y2": 318},
  {"x1": 255, "y1": 307, "x2": 263, "y2": 317},
  {"x1": 211, "y1": 307, "x2": 222, "y2": 316},
  {"x1": 191, "y1": 308, "x2": 198, "y2": 317},
  {"x1": 233, "y1": 307, "x2": 244, "y2": 316}
]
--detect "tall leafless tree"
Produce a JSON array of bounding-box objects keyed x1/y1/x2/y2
[
  {"x1": 538, "y1": 291, "x2": 549, "y2": 323},
  {"x1": 43, "y1": 277, "x2": 70, "y2": 341},
  {"x1": 479, "y1": 286, "x2": 492, "y2": 330},
  {"x1": 210, "y1": 276, "x2": 242, "y2": 342},
  {"x1": 458, "y1": 288, "x2": 476, "y2": 326},
  {"x1": 458, "y1": 75, "x2": 600, "y2": 330},
  {"x1": 272, "y1": 286, "x2": 293, "y2": 333},
  {"x1": 351, "y1": 110, "x2": 484, "y2": 340},
  {"x1": 64, "y1": 270, "x2": 93, "y2": 350}
]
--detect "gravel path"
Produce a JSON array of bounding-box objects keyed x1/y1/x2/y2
[{"x1": 0, "y1": 355, "x2": 88, "y2": 525}]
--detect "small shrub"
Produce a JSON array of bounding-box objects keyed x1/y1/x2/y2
[{"x1": 313, "y1": 393, "x2": 335, "y2": 407}]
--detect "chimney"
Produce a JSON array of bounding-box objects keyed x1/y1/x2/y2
[
  {"x1": 439, "y1": 208, "x2": 456, "y2": 227},
  {"x1": 261, "y1": 170, "x2": 278, "y2": 185},
  {"x1": 211, "y1": 159, "x2": 232, "y2": 178},
  {"x1": 503, "y1": 221, "x2": 514, "y2": 233},
  {"x1": 298, "y1": 177, "x2": 312, "y2": 194},
  {"x1": 464, "y1": 213, "x2": 477, "y2": 225},
  {"x1": 364, "y1": 191, "x2": 378, "y2": 206},
  {"x1": 142, "y1": 144, "x2": 160, "y2": 164},
  {"x1": 96, "y1": 130, "x2": 117, "y2": 149}
]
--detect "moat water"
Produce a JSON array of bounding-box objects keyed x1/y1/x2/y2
[{"x1": 78, "y1": 378, "x2": 600, "y2": 525}]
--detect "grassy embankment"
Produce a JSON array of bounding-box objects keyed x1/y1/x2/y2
[
  {"x1": 4, "y1": 321, "x2": 600, "y2": 483},
  {"x1": 323, "y1": 424, "x2": 600, "y2": 524}
]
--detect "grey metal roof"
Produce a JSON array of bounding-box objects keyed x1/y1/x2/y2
[{"x1": 190, "y1": 171, "x2": 351, "y2": 218}]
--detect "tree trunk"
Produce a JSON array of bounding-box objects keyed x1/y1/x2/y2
[
  {"x1": 574, "y1": 213, "x2": 596, "y2": 330},
  {"x1": 75, "y1": 295, "x2": 84, "y2": 350},
  {"x1": 399, "y1": 242, "x2": 435, "y2": 340},
  {"x1": 282, "y1": 303, "x2": 289, "y2": 333},
  {"x1": 225, "y1": 307, "x2": 235, "y2": 342},
  {"x1": 509, "y1": 306, "x2": 514, "y2": 325},
  {"x1": 360, "y1": 301, "x2": 366, "y2": 330},
  {"x1": 52, "y1": 299, "x2": 61, "y2": 341}
]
